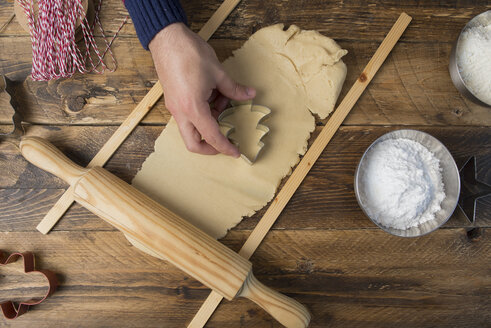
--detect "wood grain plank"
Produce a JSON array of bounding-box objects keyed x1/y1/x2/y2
[
  {"x1": 0, "y1": 125, "x2": 489, "y2": 232},
  {"x1": 1, "y1": 0, "x2": 490, "y2": 42},
  {"x1": 0, "y1": 36, "x2": 164, "y2": 123},
  {"x1": 2, "y1": 187, "x2": 488, "y2": 233},
  {"x1": 183, "y1": 1, "x2": 491, "y2": 43},
  {"x1": 1, "y1": 37, "x2": 490, "y2": 126},
  {"x1": 0, "y1": 229, "x2": 489, "y2": 327}
]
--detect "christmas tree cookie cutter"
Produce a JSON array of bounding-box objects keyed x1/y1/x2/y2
[{"x1": 218, "y1": 101, "x2": 271, "y2": 164}]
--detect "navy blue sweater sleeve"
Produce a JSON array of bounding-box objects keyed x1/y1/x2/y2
[{"x1": 124, "y1": 0, "x2": 187, "y2": 50}]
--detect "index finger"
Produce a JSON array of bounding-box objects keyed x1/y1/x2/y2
[{"x1": 174, "y1": 115, "x2": 219, "y2": 155}]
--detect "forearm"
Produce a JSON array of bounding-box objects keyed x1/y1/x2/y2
[{"x1": 124, "y1": 0, "x2": 187, "y2": 50}]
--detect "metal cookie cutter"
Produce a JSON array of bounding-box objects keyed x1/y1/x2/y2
[
  {"x1": 0, "y1": 250, "x2": 58, "y2": 319},
  {"x1": 0, "y1": 75, "x2": 24, "y2": 142},
  {"x1": 458, "y1": 156, "x2": 491, "y2": 224},
  {"x1": 0, "y1": 81, "x2": 59, "y2": 319},
  {"x1": 218, "y1": 101, "x2": 271, "y2": 164}
]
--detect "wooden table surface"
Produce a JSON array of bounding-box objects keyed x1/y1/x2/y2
[{"x1": 1, "y1": 1, "x2": 490, "y2": 327}]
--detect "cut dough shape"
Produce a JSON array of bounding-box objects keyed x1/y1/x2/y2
[{"x1": 131, "y1": 24, "x2": 347, "y2": 241}]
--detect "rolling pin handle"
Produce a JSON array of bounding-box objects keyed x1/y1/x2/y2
[
  {"x1": 238, "y1": 272, "x2": 311, "y2": 328},
  {"x1": 20, "y1": 136, "x2": 88, "y2": 186}
]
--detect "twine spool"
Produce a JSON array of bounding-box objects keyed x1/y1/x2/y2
[
  {"x1": 14, "y1": 0, "x2": 94, "y2": 42},
  {"x1": 13, "y1": 0, "x2": 127, "y2": 81}
]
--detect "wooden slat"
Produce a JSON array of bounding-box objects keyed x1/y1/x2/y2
[
  {"x1": 2, "y1": 37, "x2": 490, "y2": 127},
  {"x1": 0, "y1": 229, "x2": 489, "y2": 327},
  {"x1": 0, "y1": 125, "x2": 161, "y2": 189},
  {"x1": 1, "y1": 125, "x2": 489, "y2": 232},
  {"x1": 0, "y1": 36, "x2": 164, "y2": 122},
  {"x1": 0, "y1": 189, "x2": 114, "y2": 232},
  {"x1": 1, "y1": 0, "x2": 490, "y2": 42},
  {"x1": 1, "y1": 186, "x2": 487, "y2": 233},
  {"x1": 2, "y1": 125, "x2": 489, "y2": 189},
  {"x1": 184, "y1": 1, "x2": 491, "y2": 43}
]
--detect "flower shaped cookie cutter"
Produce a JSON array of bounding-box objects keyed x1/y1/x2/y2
[
  {"x1": 0, "y1": 250, "x2": 58, "y2": 319},
  {"x1": 218, "y1": 101, "x2": 271, "y2": 164}
]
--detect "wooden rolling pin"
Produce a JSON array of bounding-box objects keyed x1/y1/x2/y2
[{"x1": 20, "y1": 136, "x2": 310, "y2": 328}]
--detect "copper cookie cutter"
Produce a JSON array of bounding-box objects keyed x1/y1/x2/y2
[
  {"x1": 0, "y1": 251, "x2": 58, "y2": 319},
  {"x1": 218, "y1": 101, "x2": 271, "y2": 164},
  {"x1": 0, "y1": 79, "x2": 57, "y2": 319}
]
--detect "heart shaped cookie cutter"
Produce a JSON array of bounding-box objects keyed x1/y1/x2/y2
[
  {"x1": 0, "y1": 250, "x2": 58, "y2": 319},
  {"x1": 218, "y1": 101, "x2": 271, "y2": 164}
]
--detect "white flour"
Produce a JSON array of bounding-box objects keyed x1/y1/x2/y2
[
  {"x1": 362, "y1": 138, "x2": 446, "y2": 230},
  {"x1": 457, "y1": 11, "x2": 491, "y2": 105}
]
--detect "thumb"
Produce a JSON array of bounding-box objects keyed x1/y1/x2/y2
[{"x1": 216, "y1": 70, "x2": 256, "y2": 101}]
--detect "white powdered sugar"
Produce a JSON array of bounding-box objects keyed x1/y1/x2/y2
[
  {"x1": 457, "y1": 11, "x2": 491, "y2": 105},
  {"x1": 362, "y1": 138, "x2": 446, "y2": 230}
]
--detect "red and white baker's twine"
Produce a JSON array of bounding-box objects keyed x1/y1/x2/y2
[{"x1": 17, "y1": 0, "x2": 127, "y2": 81}]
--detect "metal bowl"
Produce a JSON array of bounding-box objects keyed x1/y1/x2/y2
[
  {"x1": 354, "y1": 129, "x2": 460, "y2": 237},
  {"x1": 449, "y1": 10, "x2": 491, "y2": 108}
]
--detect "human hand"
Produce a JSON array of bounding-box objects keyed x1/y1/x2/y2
[{"x1": 149, "y1": 23, "x2": 256, "y2": 157}]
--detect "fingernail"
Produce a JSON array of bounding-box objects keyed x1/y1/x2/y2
[{"x1": 246, "y1": 87, "x2": 255, "y2": 97}]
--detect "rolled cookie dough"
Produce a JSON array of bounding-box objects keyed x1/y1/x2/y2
[{"x1": 132, "y1": 24, "x2": 347, "y2": 240}]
